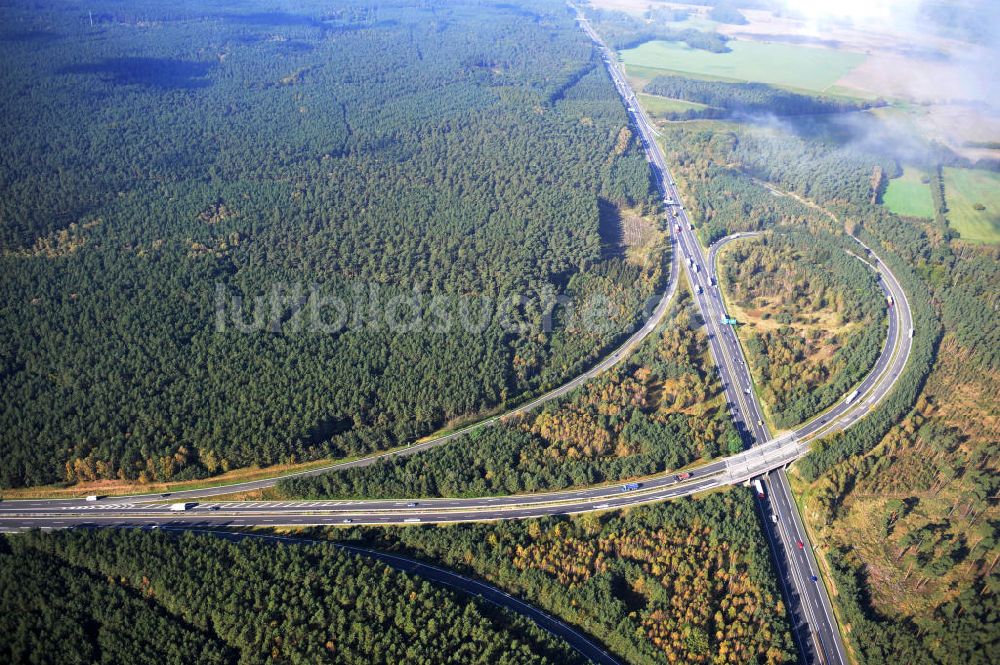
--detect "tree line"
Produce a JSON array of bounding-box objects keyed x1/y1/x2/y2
[
  {"x1": 281, "y1": 287, "x2": 741, "y2": 499},
  {"x1": 0, "y1": 0, "x2": 660, "y2": 488},
  {"x1": 330, "y1": 491, "x2": 797, "y2": 665},
  {"x1": 720, "y1": 232, "x2": 885, "y2": 428},
  {"x1": 1, "y1": 529, "x2": 580, "y2": 664},
  {"x1": 643, "y1": 75, "x2": 879, "y2": 120}
]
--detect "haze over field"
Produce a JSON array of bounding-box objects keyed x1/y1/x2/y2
[{"x1": 1, "y1": 2, "x2": 997, "y2": 665}]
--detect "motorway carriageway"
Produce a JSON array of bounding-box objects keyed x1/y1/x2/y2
[{"x1": 1, "y1": 13, "x2": 912, "y2": 531}]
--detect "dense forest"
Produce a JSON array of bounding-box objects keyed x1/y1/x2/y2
[
  {"x1": 1, "y1": 529, "x2": 581, "y2": 664},
  {"x1": 0, "y1": 0, "x2": 661, "y2": 488},
  {"x1": 797, "y1": 230, "x2": 999, "y2": 663},
  {"x1": 583, "y1": 7, "x2": 730, "y2": 52},
  {"x1": 331, "y1": 490, "x2": 797, "y2": 665},
  {"x1": 642, "y1": 76, "x2": 877, "y2": 120},
  {"x1": 718, "y1": 232, "x2": 885, "y2": 427},
  {"x1": 282, "y1": 286, "x2": 740, "y2": 498},
  {"x1": 650, "y1": 91, "x2": 997, "y2": 662}
]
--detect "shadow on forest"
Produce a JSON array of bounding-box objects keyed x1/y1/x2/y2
[
  {"x1": 222, "y1": 12, "x2": 323, "y2": 27},
  {"x1": 0, "y1": 30, "x2": 60, "y2": 43},
  {"x1": 597, "y1": 197, "x2": 625, "y2": 260},
  {"x1": 59, "y1": 57, "x2": 213, "y2": 90}
]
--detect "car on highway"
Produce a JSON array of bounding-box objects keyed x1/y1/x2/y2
[
  {"x1": 675, "y1": 472, "x2": 692, "y2": 481},
  {"x1": 798, "y1": 540, "x2": 805, "y2": 550},
  {"x1": 621, "y1": 482, "x2": 641, "y2": 491},
  {"x1": 209, "y1": 506, "x2": 220, "y2": 511},
  {"x1": 771, "y1": 514, "x2": 778, "y2": 524},
  {"x1": 343, "y1": 518, "x2": 353, "y2": 524},
  {"x1": 811, "y1": 575, "x2": 819, "y2": 582},
  {"x1": 406, "y1": 502, "x2": 418, "y2": 507}
]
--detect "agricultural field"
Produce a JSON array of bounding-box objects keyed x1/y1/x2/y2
[
  {"x1": 943, "y1": 167, "x2": 1000, "y2": 244},
  {"x1": 637, "y1": 92, "x2": 712, "y2": 119},
  {"x1": 620, "y1": 39, "x2": 867, "y2": 94},
  {"x1": 883, "y1": 167, "x2": 935, "y2": 219}
]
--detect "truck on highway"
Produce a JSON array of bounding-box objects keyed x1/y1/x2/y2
[
  {"x1": 85, "y1": 495, "x2": 99, "y2": 502},
  {"x1": 675, "y1": 472, "x2": 692, "y2": 481},
  {"x1": 845, "y1": 389, "x2": 860, "y2": 404},
  {"x1": 621, "y1": 482, "x2": 641, "y2": 491},
  {"x1": 753, "y1": 479, "x2": 765, "y2": 498},
  {"x1": 169, "y1": 502, "x2": 193, "y2": 512},
  {"x1": 909, "y1": 328, "x2": 914, "y2": 338}
]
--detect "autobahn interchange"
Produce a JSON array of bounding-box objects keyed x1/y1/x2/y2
[{"x1": 1, "y1": 13, "x2": 915, "y2": 665}]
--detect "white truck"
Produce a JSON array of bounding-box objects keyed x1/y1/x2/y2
[
  {"x1": 169, "y1": 502, "x2": 194, "y2": 512},
  {"x1": 752, "y1": 479, "x2": 765, "y2": 499}
]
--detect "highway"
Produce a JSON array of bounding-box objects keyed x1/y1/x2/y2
[
  {"x1": 0, "y1": 7, "x2": 912, "y2": 528},
  {"x1": 0, "y1": 13, "x2": 915, "y2": 665},
  {"x1": 571, "y1": 11, "x2": 908, "y2": 664},
  {"x1": 1, "y1": 8, "x2": 911, "y2": 540}
]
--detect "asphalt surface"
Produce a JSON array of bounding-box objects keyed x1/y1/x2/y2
[
  {"x1": 1, "y1": 13, "x2": 911, "y2": 536},
  {"x1": 0, "y1": 15, "x2": 916, "y2": 665},
  {"x1": 0, "y1": 13, "x2": 911, "y2": 535}
]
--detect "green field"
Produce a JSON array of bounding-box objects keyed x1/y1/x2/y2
[
  {"x1": 943, "y1": 167, "x2": 1000, "y2": 243},
  {"x1": 883, "y1": 166, "x2": 935, "y2": 218},
  {"x1": 661, "y1": 15, "x2": 719, "y2": 32},
  {"x1": 620, "y1": 40, "x2": 867, "y2": 94},
  {"x1": 637, "y1": 92, "x2": 711, "y2": 117}
]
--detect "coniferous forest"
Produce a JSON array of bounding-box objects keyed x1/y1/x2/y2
[
  {"x1": 0, "y1": 529, "x2": 582, "y2": 664},
  {"x1": 0, "y1": 0, "x2": 660, "y2": 488}
]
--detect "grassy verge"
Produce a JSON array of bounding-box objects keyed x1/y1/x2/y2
[{"x1": 0, "y1": 458, "x2": 346, "y2": 500}]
